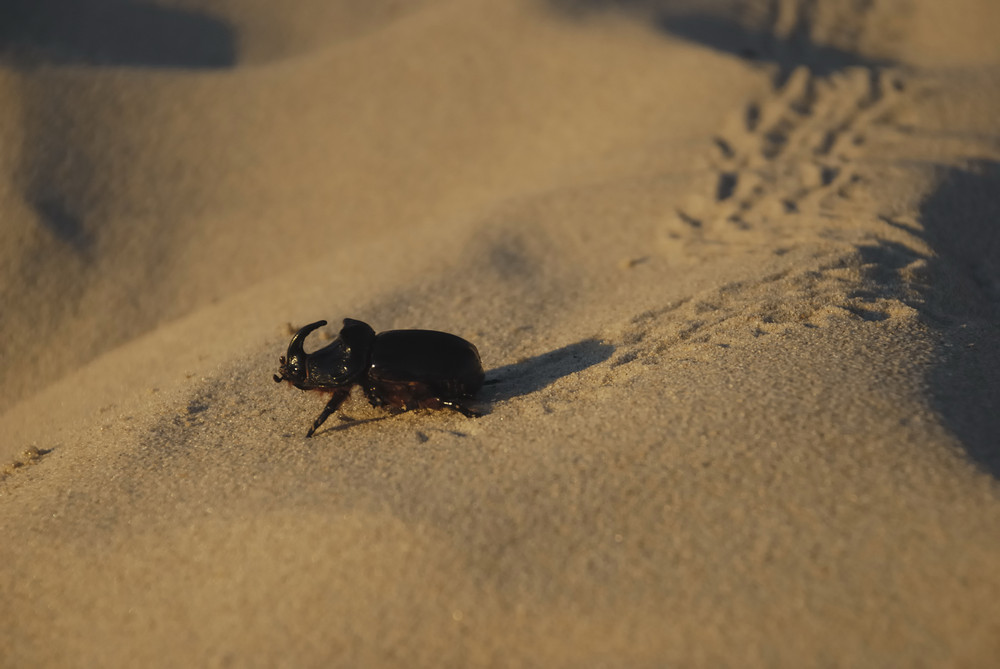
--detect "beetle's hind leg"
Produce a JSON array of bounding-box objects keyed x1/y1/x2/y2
[
  {"x1": 306, "y1": 388, "x2": 351, "y2": 438},
  {"x1": 441, "y1": 400, "x2": 481, "y2": 418},
  {"x1": 418, "y1": 396, "x2": 481, "y2": 418},
  {"x1": 441, "y1": 400, "x2": 483, "y2": 418}
]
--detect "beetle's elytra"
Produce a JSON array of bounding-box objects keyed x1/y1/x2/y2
[{"x1": 274, "y1": 318, "x2": 485, "y2": 437}]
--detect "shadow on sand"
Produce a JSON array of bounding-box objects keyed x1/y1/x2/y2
[
  {"x1": 546, "y1": 0, "x2": 892, "y2": 81},
  {"x1": 0, "y1": 0, "x2": 235, "y2": 68},
  {"x1": 917, "y1": 160, "x2": 1000, "y2": 479},
  {"x1": 481, "y1": 338, "x2": 615, "y2": 405}
]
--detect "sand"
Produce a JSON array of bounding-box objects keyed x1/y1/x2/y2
[{"x1": 2, "y1": 0, "x2": 999, "y2": 666}]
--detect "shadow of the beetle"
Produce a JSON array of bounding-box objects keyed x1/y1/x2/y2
[
  {"x1": 480, "y1": 338, "x2": 615, "y2": 406},
  {"x1": 325, "y1": 338, "x2": 614, "y2": 434}
]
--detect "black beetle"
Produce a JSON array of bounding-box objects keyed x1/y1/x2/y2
[{"x1": 274, "y1": 318, "x2": 485, "y2": 437}]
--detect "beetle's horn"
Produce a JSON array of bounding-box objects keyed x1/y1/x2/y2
[{"x1": 287, "y1": 320, "x2": 327, "y2": 362}]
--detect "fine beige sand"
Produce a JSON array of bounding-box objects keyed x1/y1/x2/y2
[{"x1": 2, "y1": 0, "x2": 1000, "y2": 666}]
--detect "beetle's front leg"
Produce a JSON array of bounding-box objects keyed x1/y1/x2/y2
[{"x1": 306, "y1": 387, "x2": 351, "y2": 438}]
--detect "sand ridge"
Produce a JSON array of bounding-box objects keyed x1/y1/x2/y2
[{"x1": 2, "y1": 0, "x2": 1000, "y2": 666}]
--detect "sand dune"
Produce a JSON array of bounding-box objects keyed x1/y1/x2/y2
[{"x1": 2, "y1": 0, "x2": 999, "y2": 666}]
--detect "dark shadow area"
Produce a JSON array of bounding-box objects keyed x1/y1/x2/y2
[
  {"x1": 481, "y1": 339, "x2": 615, "y2": 405},
  {"x1": 546, "y1": 1, "x2": 893, "y2": 80},
  {"x1": 32, "y1": 195, "x2": 94, "y2": 254},
  {"x1": 0, "y1": 0, "x2": 236, "y2": 68},
  {"x1": 656, "y1": 14, "x2": 892, "y2": 78},
  {"x1": 918, "y1": 160, "x2": 1000, "y2": 479}
]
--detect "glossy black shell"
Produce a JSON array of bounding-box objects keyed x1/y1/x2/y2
[
  {"x1": 274, "y1": 318, "x2": 485, "y2": 436},
  {"x1": 369, "y1": 329, "x2": 484, "y2": 397}
]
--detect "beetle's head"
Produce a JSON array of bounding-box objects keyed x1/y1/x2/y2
[{"x1": 273, "y1": 320, "x2": 328, "y2": 387}]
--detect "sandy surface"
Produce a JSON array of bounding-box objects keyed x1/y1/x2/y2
[{"x1": 2, "y1": 0, "x2": 1000, "y2": 666}]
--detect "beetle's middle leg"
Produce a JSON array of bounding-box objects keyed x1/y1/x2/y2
[
  {"x1": 306, "y1": 388, "x2": 351, "y2": 438},
  {"x1": 363, "y1": 387, "x2": 385, "y2": 409}
]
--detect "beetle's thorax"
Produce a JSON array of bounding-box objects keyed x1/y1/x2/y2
[{"x1": 277, "y1": 318, "x2": 377, "y2": 390}]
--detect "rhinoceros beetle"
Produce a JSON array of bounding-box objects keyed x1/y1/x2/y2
[{"x1": 274, "y1": 318, "x2": 485, "y2": 437}]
